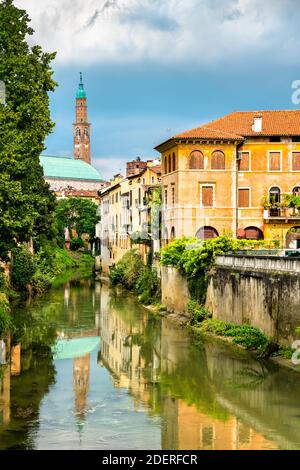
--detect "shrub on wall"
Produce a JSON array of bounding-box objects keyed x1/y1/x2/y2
[{"x1": 160, "y1": 236, "x2": 265, "y2": 303}]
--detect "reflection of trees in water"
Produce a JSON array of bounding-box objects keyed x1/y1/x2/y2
[
  {"x1": 228, "y1": 364, "x2": 271, "y2": 390},
  {"x1": 159, "y1": 348, "x2": 230, "y2": 422},
  {"x1": 0, "y1": 345, "x2": 56, "y2": 450}
]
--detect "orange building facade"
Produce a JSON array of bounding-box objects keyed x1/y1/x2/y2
[{"x1": 155, "y1": 111, "x2": 300, "y2": 248}]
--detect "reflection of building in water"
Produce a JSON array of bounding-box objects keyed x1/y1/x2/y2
[
  {"x1": 11, "y1": 344, "x2": 21, "y2": 376},
  {"x1": 99, "y1": 291, "x2": 158, "y2": 407},
  {"x1": 162, "y1": 398, "x2": 277, "y2": 450},
  {"x1": 0, "y1": 366, "x2": 10, "y2": 427},
  {"x1": 73, "y1": 353, "x2": 90, "y2": 416},
  {"x1": 64, "y1": 283, "x2": 70, "y2": 308}
]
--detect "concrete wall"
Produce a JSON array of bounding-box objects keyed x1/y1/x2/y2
[
  {"x1": 161, "y1": 266, "x2": 191, "y2": 316},
  {"x1": 206, "y1": 255, "x2": 300, "y2": 346}
]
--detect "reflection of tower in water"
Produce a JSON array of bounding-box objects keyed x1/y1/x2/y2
[{"x1": 73, "y1": 353, "x2": 90, "y2": 417}]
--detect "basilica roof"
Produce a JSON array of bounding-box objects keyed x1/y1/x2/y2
[{"x1": 40, "y1": 155, "x2": 103, "y2": 181}]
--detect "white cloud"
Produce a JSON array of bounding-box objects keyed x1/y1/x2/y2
[
  {"x1": 15, "y1": 0, "x2": 300, "y2": 65},
  {"x1": 93, "y1": 156, "x2": 126, "y2": 180}
]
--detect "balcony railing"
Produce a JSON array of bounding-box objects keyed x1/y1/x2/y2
[{"x1": 264, "y1": 206, "x2": 300, "y2": 221}]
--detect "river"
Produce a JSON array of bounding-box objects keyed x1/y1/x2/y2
[{"x1": 0, "y1": 277, "x2": 300, "y2": 450}]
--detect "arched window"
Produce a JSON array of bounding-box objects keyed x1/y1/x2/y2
[
  {"x1": 269, "y1": 186, "x2": 281, "y2": 203},
  {"x1": 293, "y1": 186, "x2": 300, "y2": 196},
  {"x1": 163, "y1": 227, "x2": 169, "y2": 245},
  {"x1": 244, "y1": 227, "x2": 264, "y2": 240},
  {"x1": 84, "y1": 127, "x2": 89, "y2": 138},
  {"x1": 196, "y1": 226, "x2": 219, "y2": 240},
  {"x1": 164, "y1": 156, "x2": 167, "y2": 174},
  {"x1": 76, "y1": 128, "x2": 81, "y2": 138},
  {"x1": 269, "y1": 187, "x2": 281, "y2": 216},
  {"x1": 170, "y1": 227, "x2": 175, "y2": 240},
  {"x1": 211, "y1": 150, "x2": 225, "y2": 170},
  {"x1": 172, "y1": 152, "x2": 176, "y2": 172},
  {"x1": 168, "y1": 154, "x2": 171, "y2": 173},
  {"x1": 189, "y1": 150, "x2": 204, "y2": 170}
]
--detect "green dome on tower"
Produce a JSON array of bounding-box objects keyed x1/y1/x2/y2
[{"x1": 76, "y1": 72, "x2": 86, "y2": 99}]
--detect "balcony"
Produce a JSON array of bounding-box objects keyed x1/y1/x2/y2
[{"x1": 264, "y1": 206, "x2": 300, "y2": 222}]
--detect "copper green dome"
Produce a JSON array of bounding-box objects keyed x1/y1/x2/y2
[
  {"x1": 76, "y1": 72, "x2": 86, "y2": 99},
  {"x1": 40, "y1": 155, "x2": 103, "y2": 181}
]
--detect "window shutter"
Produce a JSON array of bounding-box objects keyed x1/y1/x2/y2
[
  {"x1": 190, "y1": 151, "x2": 204, "y2": 169},
  {"x1": 269, "y1": 152, "x2": 281, "y2": 171},
  {"x1": 292, "y1": 152, "x2": 300, "y2": 171},
  {"x1": 211, "y1": 151, "x2": 225, "y2": 170},
  {"x1": 202, "y1": 186, "x2": 213, "y2": 207},
  {"x1": 238, "y1": 189, "x2": 250, "y2": 207},
  {"x1": 239, "y1": 152, "x2": 250, "y2": 171}
]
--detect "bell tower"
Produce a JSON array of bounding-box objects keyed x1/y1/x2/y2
[{"x1": 73, "y1": 72, "x2": 91, "y2": 164}]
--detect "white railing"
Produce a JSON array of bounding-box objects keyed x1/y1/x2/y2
[{"x1": 215, "y1": 254, "x2": 300, "y2": 273}]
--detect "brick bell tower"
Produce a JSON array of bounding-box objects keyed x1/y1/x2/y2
[{"x1": 73, "y1": 72, "x2": 91, "y2": 164}]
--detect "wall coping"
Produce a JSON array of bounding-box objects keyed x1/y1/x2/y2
[{"x1": 215, "y1": 254, "x2": 300, "y2": 274}]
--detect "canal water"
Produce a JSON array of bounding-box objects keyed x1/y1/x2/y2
[{"x1": 0, "y1": 278, "x2": 300, "y2": 450}]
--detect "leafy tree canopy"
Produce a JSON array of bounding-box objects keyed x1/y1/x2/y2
[
  {"x1": 0, "y1": 0, "x2": 57, "y2": 258},
  {"x1": 55, "y1": 197, "x2": 100, "y2": 245}
]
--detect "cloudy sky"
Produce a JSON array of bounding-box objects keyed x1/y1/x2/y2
[{"x1": 15, "y1": 0, "x2": 300, "y2": 179}]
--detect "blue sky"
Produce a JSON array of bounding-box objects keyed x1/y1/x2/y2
[{"x1": 16, "y1": 0, "x2": 300, "y2": 179}]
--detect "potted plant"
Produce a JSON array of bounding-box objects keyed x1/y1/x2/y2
[{"x1": 262, "y1": 195, "x2": 271, "y2": 208}]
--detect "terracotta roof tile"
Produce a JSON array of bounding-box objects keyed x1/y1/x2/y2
[
  {"x1": 149, "y1": 165, "x2": 161, "y2": 174},
  {"x1": 175, "y1": 110, "x2": 300, "y2": 140}
]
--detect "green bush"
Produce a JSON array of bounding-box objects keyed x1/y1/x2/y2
[
  {"x1": 135, "y1": 267, "x2": 160, "y2": 304},
  {"x1": 110, "y1": 250, "x2": 144, "y2": 290},
  {"x1": 0, "y1": 293, "x2": 11, "y2": 337},
  {"x1": 109, "y1": 250, "x2": 160, "y2": 304},
  {"x1": 200, "y1": 319, "x2": 269, "y2": 352},
  {"x1": 160, "y1": 237, "x2": 191, "y2": 267},
  {"x1": 161, "y1": 236, "x2": 267, "y2": 304},
  {"x1": 11, "y1": 245, "x2": 36, "y2": 290},
  {"x1": 70, "y1": 237, "x2": 84, "y2": 251},
  {"x1": 275, "y1": 346, "x2": 294, "y2": 360},
  {"x1": 110, "y1": 263, "x2": 126, "y2": 286},
  {"x1": 187, "y1": 300, "x2": 209, "y2": 325}
]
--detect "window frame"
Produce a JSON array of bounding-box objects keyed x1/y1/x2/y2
[
  {"x1": 268, "y1": 150, "x2": 282, "y2": 172},
  {"x1": 164, "y1": 189, "x2": 168, "y2": 209},
  {"x1": 200, "y1": 183, "x2": 215, "y2": 208},
  {"x1": 189, "y1": 150, "x2": 204, "y2": 170},
  {"x1": 211, "y1": 150, "x2": 225, "y2": 170},
  {"x1": 171, "y1": 186, "x2": 175, "y2": 207},
  {"x1": 292, "y1": 151, "x2": 300, "y2": 172},
  {"x1": 238, "y1": 187, "x2": 251, "y2": 208},
  {"x1": 238, "y1": 151, "x2": 251, "y2": 171}
]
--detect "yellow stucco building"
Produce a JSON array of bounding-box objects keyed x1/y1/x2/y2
[
  {"x1": 98, "y1": 159, "x2": 161, "y2": 273},
  {"x1": 155, "y1": 110, "x2": 300, "y2": 248}
]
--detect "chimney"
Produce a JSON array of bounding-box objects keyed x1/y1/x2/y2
[{"x1": 252, "y1": 114, "x2": 263, "y2": 133}]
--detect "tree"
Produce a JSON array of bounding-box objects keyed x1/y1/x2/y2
[
  {"x1": 0, "y1": 0, "x2": 57, "y2": 258},
  {"x1": 55, "y1": 198, "x2": 100, "y2": 248}
]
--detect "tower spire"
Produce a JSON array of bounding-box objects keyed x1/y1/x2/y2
[
  {"x1": 74, "y1": 72, "x2": 91, "y2": 164},
  {"x1": 76, "y1": 72, "x2": 86, "y2": 99}
]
